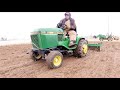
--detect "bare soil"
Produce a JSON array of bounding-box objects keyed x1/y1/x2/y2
[{"x1": 0, "y1": 41, "x2": 120, "y2": 78}]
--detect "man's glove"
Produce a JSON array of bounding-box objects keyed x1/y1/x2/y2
[{"x1": 57, "y1": 23, "x2": 62, "y2": 28}]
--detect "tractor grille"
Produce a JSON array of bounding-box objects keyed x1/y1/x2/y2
[{"x1": 31, "y1": 35, "x2": 39, "y2": 48}]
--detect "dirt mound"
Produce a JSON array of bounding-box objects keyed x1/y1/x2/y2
[{"x1": 0, "y1": 41, "x2": 120, "y2": 78}]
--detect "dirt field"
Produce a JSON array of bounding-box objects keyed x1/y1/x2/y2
[{"x1": 0, "y1": 40, "x2": 120, "y2": 78}]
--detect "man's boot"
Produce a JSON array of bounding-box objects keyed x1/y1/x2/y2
[{"x1": 69, "y1": 40, "x2": 76, "y2": 47}]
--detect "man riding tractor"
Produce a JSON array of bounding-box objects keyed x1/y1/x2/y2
[
  {"x1": 57, "y1": 12, "x2": 77, "y2": 47},
  {"x1": 29, "y1": 12, "x2": 102, "y2": 69}
]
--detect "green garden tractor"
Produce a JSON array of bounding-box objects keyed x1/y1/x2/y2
[
  {"x1": 30, "y1": 28, "x2": 102, "y2": 69},
  {"x1": 96, "y1": 34, "x2": 113, "y2": 41}
]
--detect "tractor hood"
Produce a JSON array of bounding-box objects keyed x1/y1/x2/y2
[
  {"x1": 30, "y1": 28, "x2": 64, "y2": 49},
  {"x1": 31, "y1": 28, "x2": 64, "y2": 35}
]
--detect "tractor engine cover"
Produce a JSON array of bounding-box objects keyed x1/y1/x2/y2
[{"x1": 30, "y1": 28, "x2": 64, "y2": 49}]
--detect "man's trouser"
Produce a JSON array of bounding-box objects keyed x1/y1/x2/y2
[{"x1": 64, "y1": 30, "x2": 77, "y2": 41}]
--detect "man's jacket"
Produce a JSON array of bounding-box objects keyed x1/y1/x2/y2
[{"x1": 57, "y1": 18, "x2": 77, "y2": 32}]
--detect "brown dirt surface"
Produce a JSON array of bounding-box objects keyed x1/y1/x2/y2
[{"x1": 0, "y1": 41, "x2": 120, "y2": 78}]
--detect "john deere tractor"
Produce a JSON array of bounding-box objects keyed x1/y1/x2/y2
[
  {"x1": 30, "y1": 28, "x2": 101, "y2": 69},
  {"x1": 96, "y1": 34, "x2": 113, "y2": 41}
]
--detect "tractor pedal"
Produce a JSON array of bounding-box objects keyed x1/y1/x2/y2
[{"x1": 68, "y1": 51, "x2": 73, "y2": 55}]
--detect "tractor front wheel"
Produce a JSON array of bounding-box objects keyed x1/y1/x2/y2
[
  {"x1": 30, "y1": 50, "x2": 42, "y2": 61},
  {"x1": 73, "y1": 39, "x2": 88, "y2": 58},
  {"x1": 46, "y1": 51, "x2": 63, "y2": 69}
]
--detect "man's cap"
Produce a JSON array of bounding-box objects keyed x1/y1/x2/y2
[{"x1": 64, "y1": 12, "x2": 71, "y2": 16}]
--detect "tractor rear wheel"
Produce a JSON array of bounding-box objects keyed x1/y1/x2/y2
[
  {"x1": 73, "y1": 39, "x2": 88, "y2": 58},
  {"x1": 46, "y1": 51, "x2": 63, "y2": 69}
]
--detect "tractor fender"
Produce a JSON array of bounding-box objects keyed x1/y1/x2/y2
[
  {"x1": 80, "y1": 38, "x2": 85, "y2": 40},
  {"x1": 80, "y1": 38, "x2": 88, "y2": 44},
  {"x1": 76, "y1": 37, "x2": 88, "y2": 44}
]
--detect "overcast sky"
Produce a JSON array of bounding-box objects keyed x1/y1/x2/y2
[{"x1": 0, "y1": 12, "x2": 120, "y2": 39}]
